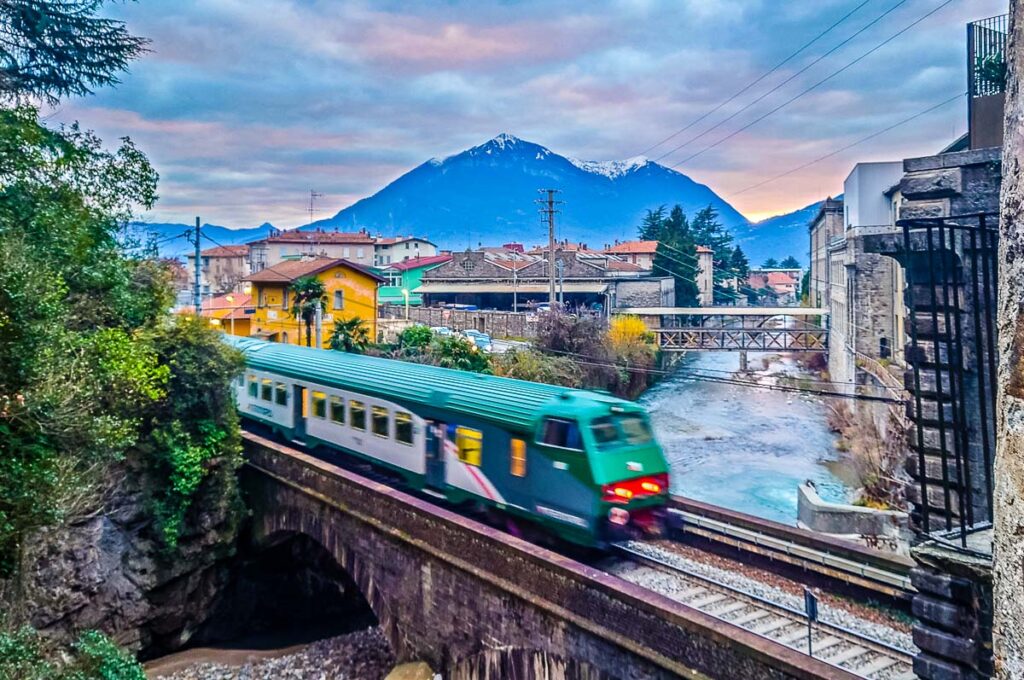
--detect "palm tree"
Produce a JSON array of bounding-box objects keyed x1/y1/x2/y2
[
  {"x1": 329, "y1": 317, "x2": 370, "y2": 354},
  {"x1": 290, "y1": 276, "x2": 327, "y2": 347}
]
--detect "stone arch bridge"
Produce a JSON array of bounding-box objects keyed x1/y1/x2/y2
[{"x1": 242, "y1": 433, "x2": 856, "y2": 680}]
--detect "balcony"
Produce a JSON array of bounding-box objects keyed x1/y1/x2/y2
[{"x1": 968, "y1": 14, "x2": 1008, "y2": 149}]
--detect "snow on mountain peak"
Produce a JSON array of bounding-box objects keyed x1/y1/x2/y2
[{"x1": 567, "y1": 155, "x2": 650, "y2": 179}]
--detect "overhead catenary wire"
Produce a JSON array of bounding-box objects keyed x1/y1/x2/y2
[
  {"x1": 652, "y1": 0, "x2": 912, "y2": 163},
  {"x1": 665, "y1": 0, "x2": 957, "y2": 170},
  {"x1": 638, "y1": 0, "x2": 873, "y2": 156}
]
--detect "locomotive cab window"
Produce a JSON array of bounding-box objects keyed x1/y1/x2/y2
[
  {"x1": 260, "y1": 379, "x2": 273, "y2": 401},
  {"x1": 330, "y1": 396, "x2": 344, "y2": 424},
  {"x1": 395, "y1": 412, "x2": 413, "y2": 445},
  {"x1": 619, "y1": 415, "x2": 653, "y2": 444},
  {"x1": 350, "y1": 400, "x2": 366, "y2": 430},
  {"x1": 540, "y1": 417, "x2": 583, "y2": 450},
  {"x1": 456, "y1": 427, "x2": 482, "y2": 466},
  {"x1": 372, "y1": 406, "x2": 389, "y2": 438},
  {"x1": 248, "y1": 376, "x2": 258, "y2": 398},
  {"x1": 311, "y1": 391, "x2": 327, "y2": 419},
  {"x1": 590, "y1": 416, "x2": 619, "y2": 449},
  {"x1": 275, "y1": 383, "x2": 288, "y2": 406}
]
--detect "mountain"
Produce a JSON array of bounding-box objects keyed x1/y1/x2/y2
[
  {"x1": 731, "y1": 199, "x2": 831, "y2": 268},
  {"x1": 129, "y1": 222, "x2": 276, "y2": 260},
  {"x1": 308, "y1": 134, "x2": 751, "y2": 249}
]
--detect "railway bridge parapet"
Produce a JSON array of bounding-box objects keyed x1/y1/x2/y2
[{"x1": 241, "y1": 432, "x2": 859, "y2": 680}]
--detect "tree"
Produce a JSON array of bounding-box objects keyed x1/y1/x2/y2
[
  {"x1": 398, "y1": 324, "x2": 433, "y2": 351},
  {"x1": 641, "y1": 205, "x2": 699, "y2": 306},
  {"x1": 638, "y1": 205, "x2": 668, "y2": 241},
  {"x1": 428, "y1": 336, "x2": 490, "y2": 373},
  {"x1": 728, "y1": 246, "x2": 750, "y2": 279},
  {"x1": 0, "y1": 0, "x2": 148, "y2": 105},
  {"x1": 289, "y1": 276, "x2": 327, "y2": 347},
  {"x1": 761, "y1": 257, "x2": 779, "y2": 269},
  {"x1": 329, "y1": 317, "x2": 370, "y2": 354},
  {"x1": 779, "y1": 255, "x2": 801, "y2": 269}
]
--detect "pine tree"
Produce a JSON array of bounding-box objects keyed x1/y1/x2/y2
[
  {"x1": 780, "y1": 255, "x2": 801, "y2": 269},
  {"x1": 762, "y1": 257, "x2": 780, "y2": 269},
  {"x1": 729, "y1": 246, "x2": 750, "y2": 278},
  {"x1": 638, "y1": 205, "x2": 667, "y2": 240},
  {"x1": 0, "y1": 0, "x2": 148, "y2": 104}
]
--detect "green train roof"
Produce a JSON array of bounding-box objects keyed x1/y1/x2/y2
[{"x1": 225, "y1": 336, "x2": 640, "y2": 431}]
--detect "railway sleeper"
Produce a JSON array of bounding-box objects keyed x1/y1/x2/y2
[
  {"x1": 689, "y1": 593, "x2": 728, "y2": 608},
  {"x1": 751, "y1": 617, "x2": 793, "y2": 636},
  {"x1": 708, "y1": 601, "x2": 748, "y2": 617},
  {"x1": 731, "y1": 609, "x2": 772, "y2": 626},
  {"x1": 824, "y1": 645, "x2": 870, "y2": 666},
  {"x1": 854, "y1": 655, "x2": 900, "y2": 676}
]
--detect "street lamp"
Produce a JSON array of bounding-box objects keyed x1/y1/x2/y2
[{"x1": 401, "y1": 288, "x2": 410, "y2": 320}]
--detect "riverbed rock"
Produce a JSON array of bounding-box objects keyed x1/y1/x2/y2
[
  {"x1": 385, "y1": 661, "x2": 437, "y2": 680},
  {"x1": 0, "y1": 456, "x2": 243, "y2": 656}
]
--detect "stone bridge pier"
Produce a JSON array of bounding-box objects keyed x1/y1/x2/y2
[{"x1": 241, "y1": 433, "x2": 848, "y2": 680}]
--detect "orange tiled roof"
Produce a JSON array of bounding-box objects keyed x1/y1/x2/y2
[
  {"x1": 256, "y1": 230, "x2": 374, "y2": 245},
  {"x1": 603, "y1": 240, "x2": 658, "y2": 254},
  {"x1": 244, "y1": 257, "x2": 384, "y2": 283},
  {"x1": 199, "y1": 245, "x2": 249, "y2": 257}
]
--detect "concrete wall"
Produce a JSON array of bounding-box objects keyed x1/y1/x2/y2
[
  {"x1": 612, "y1": 277, "x2": 674, "y2": 308},
  {"x1": 994, "y1": 4, "x2": 1023, "y2": 677},
  {"x1": 844, "y1": 162, "x2": 904, "y2": 228},
  {"x1": 796, "y1": 483, "x2": 910, "y2": 554}
]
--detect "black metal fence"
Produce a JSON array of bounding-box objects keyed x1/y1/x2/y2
[
  {"x1": 899, "y1": 214, "x2": 998, "y2": 547},
  {"x1": 968, "y1": 13, "x2": 1009, "y2": 98}
]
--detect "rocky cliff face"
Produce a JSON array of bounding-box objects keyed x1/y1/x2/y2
[{"x1": 0, "y1": 456, "x2": 243, "y2": 657}]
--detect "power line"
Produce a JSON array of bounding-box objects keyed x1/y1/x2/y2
[
  {"x1": 652, "y1": 0, "x2": 912, "y2": 163},
  {"x1": 729, "y1": 91, "x2": 965, "y2": 196},
  {"x1": 639, "y1": 0, "x2": 873, "y2": 156},
  {"x1": 665, "y1": 0, "x2": 956, "y2": 170}
]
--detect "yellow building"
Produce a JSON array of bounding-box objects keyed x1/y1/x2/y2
[{"x1": 244, "y1": 257, "x2": 382, "y2": 347}]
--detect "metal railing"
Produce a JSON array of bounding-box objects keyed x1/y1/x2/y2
[
  {"x1": 968, "y1": 14, "x2": 1009, "y2": 98},
  {"x1": 899, "y1": 214, "x2": 998, "y2": 547}
]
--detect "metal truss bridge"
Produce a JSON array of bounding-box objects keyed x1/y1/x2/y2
[{"x1": 615, "y1": 307, "x2": 830, "y2": 353}]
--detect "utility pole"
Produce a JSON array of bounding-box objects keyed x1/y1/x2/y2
[
  {"x1": 511, "y1": 254, "x2": 518, "y2": 312},
  {"x1": 187, "y1": 216, "x2": 202, "y2": 313},
  {"x1": 314, "y1": 299, "x2": 323, "y2": 348},
  {"x1": 536, "y1": 189, "x2": 562, "y2": 305},
  {"x1": 556, "y1": 257, "x2": 565, "y2": 306}
]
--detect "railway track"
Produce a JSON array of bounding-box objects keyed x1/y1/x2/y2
[{"x1": 610, "y1": 542, "x2": 916, "y2": 680}]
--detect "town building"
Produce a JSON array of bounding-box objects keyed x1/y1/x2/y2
[
  {"x1": 373, "y1": 235, "x2": 438, "y2": 266},
  {"x1": 415, "y1": 249, "x2": 671, "y2": 311},
  {"x1": 244, "y1": 257, "x2": 382, "y2": 347},
  {"x1": 195, "y1": 292, "x2": 254, "y2": 337},
  {"x1": 186, "y1": 245, "x2": 250, "y2": 296},
  {"x1": 601, "y1": 240, "x2": 658, "y2": 270},
  {"x1": 248, "y1": 229, "x2": 375, "y2": 272},
  {"x1": 807, "y1": 198, "x2": 844, "y2": 308},
  {"x1": 747, "y1": 268, "x2": 801, "y2": 302},
  {"x1": 378, "y1": 254, "x2": 452, "y2": 306}
]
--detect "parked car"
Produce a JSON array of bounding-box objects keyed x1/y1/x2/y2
[
  {"x1": 461, "y1": 329, "x2": 493, "y2": 352},
  {"x1": 430, "y1": 326, "x2": 453, "y2": 336}
]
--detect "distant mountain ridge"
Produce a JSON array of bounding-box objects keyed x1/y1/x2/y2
[
  {"x1": 143, "y1": 134, "x2": 822, "y2": 265},
  {"x1": 308, "y1": 134, "x2": 750, "y2": 249}
]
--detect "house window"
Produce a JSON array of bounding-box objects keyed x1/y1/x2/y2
[
  {"x1": 385, "y1": 271, "x2": 402, "y2": 287},
  {"x1": 330, "y1": 396, "x2": 344, "y2": 424},
  {"x1": 510, "y1": 438, "x2": 526, "y2": 477},
  {"x1": 372, "y1": 406, "x2": 389, "y2": 438},
  {"x1": 282, "y1": 288, "x2": 289, "y2": 310},
  {"x1": 350, "y1": 400, "x2": 366, "y2": 430},
  {"x1": 257, "y1": 288, "x2": 266, "y2": 308},
  {"x1": 343, "y1": 247, "x2": 351, "y2": 257},
  {"x1": 275, "y1": 383, "x2": 288, "y2": 406},
  {"x1": 395, "y1": 412, "x2": 413, "y2": 445},
  {"x1": 311, "y1": 391, "x2": 327, "y2": 418},
  {"x1": 333, "y1": 290, "x2": 344, "y2": 310},
  {"x1": 356, "y1": 247, "x2": 365, "y2": 259},
  {"x1": 455, "y1": 426, "x2": 482, "y2": 466},
  {"x1": 540, "y1": 418, "x2": 582, "y2": 450}
]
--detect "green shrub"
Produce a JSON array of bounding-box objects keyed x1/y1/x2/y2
[{"x1": 0, "y1": 628, "x2": 144, "y2": 680}]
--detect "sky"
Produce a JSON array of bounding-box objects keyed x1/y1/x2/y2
[{"x1": 52, "y1": 0, "x2": 1008, "y2": 227}]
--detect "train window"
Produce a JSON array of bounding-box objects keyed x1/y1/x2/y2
[
  {"x1": 350, "y1": 400, "x2": 366, "y2": 430},
  {"x1": 330, "y1": 396, "x2": 345, "y2": 424},
  {"x1": 395, "y1": 412, "x2": 413, "y2": 445},
  {"x1": 540, "y1": 418, "x2": 582, "y2": 450},
  {"x1": 372, "y1": 406, "x2": 389, "y2": 438},
  {"x1": 275, "y1": 383, "x2": 287, "y2": 406},
  {"x1": 248, "y1": 376, "x2": 258, "y2": 398},
  {"x1": 590, "y1": 416, "x2": 619, "y2": 449},
  {"x1": 456, "y1": 427, "x2": 482, "y2": 466},
  {"x1": 311, "y1": 392, "x2": 327, "y2": 418},
  {"x1": 261, "y1": 379, "x2": 273, "y2": 401},
  {"x1": 619, "y1": 416, "x2": 653, "y2": 445},
  {"x1": 510, "y1": 438, "x2": 526, "y2": 477}
]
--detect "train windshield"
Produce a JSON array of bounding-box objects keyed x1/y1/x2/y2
[{"x1": 590, "y1": 414, "x2": 654, "y2": 450}]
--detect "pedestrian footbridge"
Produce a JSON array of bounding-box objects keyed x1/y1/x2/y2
[{"x1": 615, "y1": 307, "x2": 829, "y2": 353}]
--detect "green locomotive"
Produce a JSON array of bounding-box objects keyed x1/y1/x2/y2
[{"x1": 228, "y1": 336, "x2": 669, "y2": 546}]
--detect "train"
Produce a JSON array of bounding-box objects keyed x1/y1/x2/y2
[{"x1": 226, "y1": 336, "x2": 670, "y2": 547}]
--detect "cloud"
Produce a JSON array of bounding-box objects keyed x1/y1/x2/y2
[{"x1": 52, "y1": 0, "x2": 1009, "y2": 227}]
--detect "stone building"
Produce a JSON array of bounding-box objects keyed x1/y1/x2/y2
[
  {"x1": 248, "y1": 229, "x2": 376, "y2": 272},
  {"x1": 808, "y1": 198, "x2": 844, "y2": 308}
]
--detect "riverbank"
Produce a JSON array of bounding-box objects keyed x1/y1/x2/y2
[{"x1": 643, "y1": 351, "x2": 854, "y2": 525}]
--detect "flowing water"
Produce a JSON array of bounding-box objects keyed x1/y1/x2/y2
[{"x1": 641, "y1": 351, "x2": 854, "y2": 525}]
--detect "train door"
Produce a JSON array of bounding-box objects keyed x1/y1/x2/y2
[
  {"x1": 292, "y1": 384, "x2": 306, "y2": 440},
  {"x1": 424, "y1": 421, "x2": 446, "y2": 490}
]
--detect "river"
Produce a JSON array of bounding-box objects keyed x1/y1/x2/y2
[{"x1": 641, "y1": 351, "x2": 854, "y2": 525}]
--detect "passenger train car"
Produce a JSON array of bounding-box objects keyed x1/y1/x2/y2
[{"x1": 227, "y1": 337, "x2": 669, "y2": 547}]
